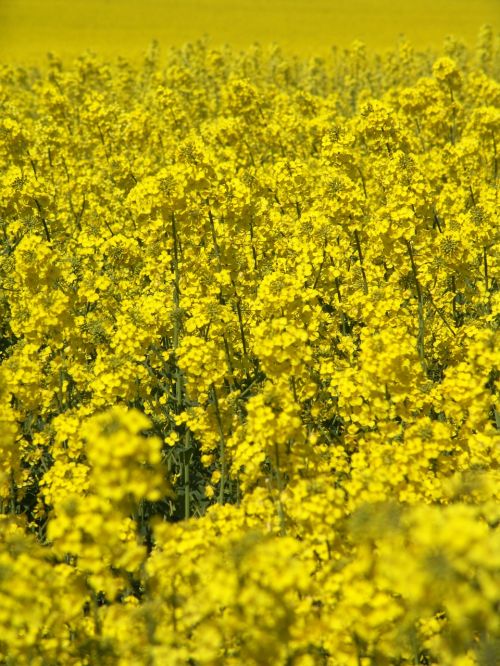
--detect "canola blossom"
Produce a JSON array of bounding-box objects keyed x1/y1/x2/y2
[{"x1": 0, "y1": 29, "x2": 499, "y2": 665}]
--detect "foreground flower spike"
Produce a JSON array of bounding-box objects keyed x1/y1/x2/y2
[{"x1": 0, "y1": 31, "x2": 499, "y2": 665}]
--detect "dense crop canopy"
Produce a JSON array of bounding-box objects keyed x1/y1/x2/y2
[{"x1": 0, "y1": 28, "x2": 499, "y2": 665}]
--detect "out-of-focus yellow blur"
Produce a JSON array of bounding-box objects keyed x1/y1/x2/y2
[{"x1": 0, "y1": 0, "x2": 498, "y2": 63}]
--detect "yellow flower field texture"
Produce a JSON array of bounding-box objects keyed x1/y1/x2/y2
[
  {"x1": 0, "y1": 23, "x2": 499, "y2": 666},
  {"x1": 1, "y1": 0, "x2": 499, "y2": 60}
]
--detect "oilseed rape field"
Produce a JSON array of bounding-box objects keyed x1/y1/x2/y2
[
  {"x1": 1, "y1": 8, "x2": 500, "y2": 666},
  {"x1": 1, "y1": 0, "x2": 499, "y2": 60}
]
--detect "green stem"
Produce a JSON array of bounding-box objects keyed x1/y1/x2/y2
[
  {"x1": 274, "y1": 442, "x2": 286, "y2": 536},
  {"x1": 208, "y1": 205, "x2": 221, "y2": 265},
  {"x1": 171, "y1": 212, "x2": 190, "y2": 514},
  {"x1": 357, "y1": 165, "x2": 367, "y2": 199},
  {"x1": 405, "y1": 239, "x2": 426, "y2": 371},
  {"x1": 353, "y1": 229, "x2": 368, "y2": 294},
  {"x1": 34, "y1": 197, "x2": 51, "y2": 243},
  {"x1": 184, "y1": 429, "x2": 191, "y2": 519},
  {"x1": 451, "y1": 275, "x2": 458, "y2": 325},
  {"x1": 484, "y1": 246, "x2": 489, "y2": 291},
  {"x1": 312, "y1": 245, "x2": 327, "y2": 289},
  {"x1": 249, "y1": 216, "x2": 258, "y2": 270},
  {"x1": 212, "y1": 386, "x2": 227, "y2": 504},
  {"x1": 233, "y1": 289, "x2": 249, "y2": 358},
  {"x1": 171, "y1": 213, "x2": 183, "y2": 410}
]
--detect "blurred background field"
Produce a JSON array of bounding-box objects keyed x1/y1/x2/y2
[{"x1": 0, "y1": 0, "x2": 498, "y2": 63}]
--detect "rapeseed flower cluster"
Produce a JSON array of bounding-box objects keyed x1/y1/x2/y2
[{"x1": 0, "y1": 29, "x2": 499, "y2": 665}]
